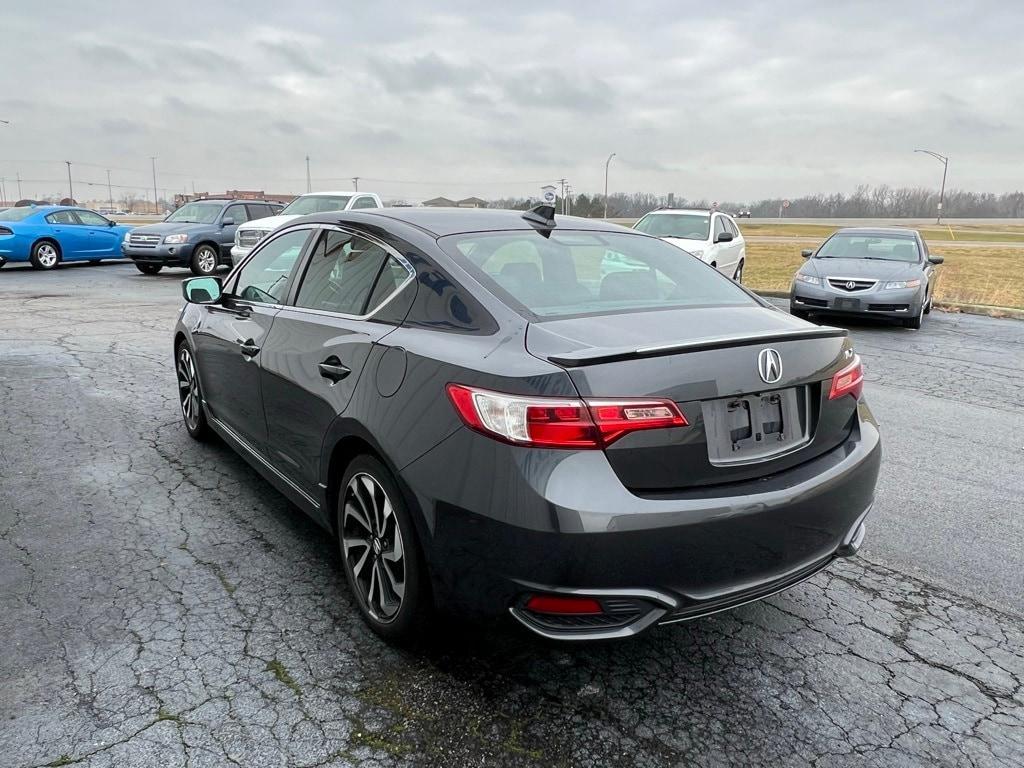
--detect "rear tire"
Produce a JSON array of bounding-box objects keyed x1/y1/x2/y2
[
  {"x1": 88, "y1": 260, "x2": 102, "y2": 265},
  {"x1": 337, "y1": 455, "x2": 431, "y2": 643},
  {"x1": 30, "y1": 240, "x2": 60, "y2": 270},
  {"x1": 190, "y1": 245, "x2": 219, "y2": 276},
  {"x1": 136, "y1": 263, "x2": 162, "y2": 275}
]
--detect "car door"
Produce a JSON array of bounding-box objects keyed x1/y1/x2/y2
[
  {"x1": 190, "y1": 227, "x2": 314, "y2": 450},
  {"x1": 724, "y1": 217, "x2": 744, "y2": 275},
  {"x1": 73, "y1": 209, "x2": 120, "y2": 256},
  {"x1": 218, "y1": 204, "x2": 249, "y2": 259},
  {"x1": 45, "y1": 210, "x2": 90, "y2": 259},
  {"x1": 259, "y1": 227, "x2": 415, "y2": 498},
  {"x1": 710, "y1": 215, "x2": 730, "y2": 273}
]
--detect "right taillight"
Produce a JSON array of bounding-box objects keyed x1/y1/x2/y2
[
  {"x1": 829, "y1": 355, "x2": 864, "y2": 400},
  {"x1": 446, "y1": 384, "x2": 687, "y2": 449}
]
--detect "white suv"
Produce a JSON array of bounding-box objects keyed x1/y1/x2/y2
[
  {"x1": 231, "y1": 191, "x2": 383, "y2": 263},
  {"x1": 632, "y1": 208, "x2": 746, "y2": 282}
]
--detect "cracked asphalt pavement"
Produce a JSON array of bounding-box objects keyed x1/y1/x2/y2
[{"x1": 2, "y1": 262, "x2": 1023, "y2": 767}]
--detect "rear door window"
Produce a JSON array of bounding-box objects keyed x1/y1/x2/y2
[
  {"x1": 46, "y1": 211, "x2": 79, "y2": 225},
  {"x1": 351, "y1": 196, "x2": 380, "y2": 210},
  {"x1": 293, "y1": 231, "x2": 395, "y2": 315},
  {"x1": 440, "y1": 230, "x2": 753, "y2": 319}
]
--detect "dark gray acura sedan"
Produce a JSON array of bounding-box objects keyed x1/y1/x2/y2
[
  {"x1": 790, "y1": 227, "x2": 943, "y2": 329},
  {"x1": 174, "y1": 207, "x2": 881, "y2": 642}
]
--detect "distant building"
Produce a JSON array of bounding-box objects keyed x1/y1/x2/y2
[
  {"x1": 421, "y1": 197, "x2": 457, "y2": 207},
  {"x1": 457, "y1": 197, "x2": 488, "y2": 208},
  {"x1": 173, "y1": 190, "x2": 296, "y2": 208}
]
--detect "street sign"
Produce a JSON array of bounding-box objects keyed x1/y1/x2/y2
[
  {"x1": 541, "y1": 185, "x2": 557, "y2": 204},
  {"x1": 782, "y1": 200, "x2": 791, "y2": 209},
  {"x1": 711, "y1": 201, "x2": 719, "y2": 209}
]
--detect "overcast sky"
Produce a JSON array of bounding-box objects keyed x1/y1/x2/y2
[{"x1": 2, "y1": 0, "x2": 1022, "y2": 203}]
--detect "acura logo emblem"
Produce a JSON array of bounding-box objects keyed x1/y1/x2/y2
[
  {"x1": 757, "y1": 348, "x2": 783, "y2": 385},
  {"x1": 846, "y1": 281, "x2": 856, "y2": 290}
]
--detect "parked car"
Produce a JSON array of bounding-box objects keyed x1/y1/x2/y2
[
  {"x1": 122, "y1": 198, "x2": 284, "y2": 275},
  {"x1": 173, "y1": 207, "x2": 880, "y2": 643},
  {"x1": 632, "y1": 208, "x2": 746, "y2": 282},
  {"x1": 231, "y1": 191, "x2": 382, "y2": 264},
  {"x1": 735, "y1": 210, "x2": 752, "y2": 219},
  {"x1": 0, "y1": 205, "x2": 132, "y2": 270},
  {"x1": 790, "y1": 227, "x2": 943, "y2": 329}
]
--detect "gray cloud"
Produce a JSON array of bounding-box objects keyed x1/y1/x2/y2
[{"x1": 2, "y1": 0, "x2": 1023, "y2": 203}]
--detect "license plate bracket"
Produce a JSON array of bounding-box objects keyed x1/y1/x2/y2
[{"x1": 701, "y1": 387, "x2": 810, "y2": 466}]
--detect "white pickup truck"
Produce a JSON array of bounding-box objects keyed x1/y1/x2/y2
[{"x1": 230, "y1": 191, "x2": 383, "y2": 263}]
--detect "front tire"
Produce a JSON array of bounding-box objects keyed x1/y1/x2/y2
[
  {"x1": 790, "y1": 307, "x2": 811, "y2": 321},
  {"x1": 136, "y1": 263, "x2": 162, "y2": 275},
  {"x1": 338, "y1": 455, "x2": 431, "y2": 643},
  {"x1": 732, "y1": 259, "x2": 744, "y2": 283},
  {"x1": 30, "y1": 240, "x2": 60, "y2": 270},
  {"x1": 190, "y1": 245, "x2": 219, "y2": 276},
  {"x1": 904, "y1": 302, "x2": 925, "y2": 330},
  {"x1": 176, "y1": 343, "x2": 211, "y2": 441}
]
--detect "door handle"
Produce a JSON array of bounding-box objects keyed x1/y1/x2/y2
[
  {"x1": 318, "y1": 356, "x2": 351, "y2": 383},
  {"x1": 238, "y1": 339, "x2": 261, "y2": 358}
]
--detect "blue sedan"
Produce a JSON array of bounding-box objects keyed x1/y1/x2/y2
[{"x1": 0, "y1": 205, "x2": 133, "y2": 270}]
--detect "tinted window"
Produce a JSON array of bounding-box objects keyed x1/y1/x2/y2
[
  {"x1": 165, "y1": 202, "x2": 223, "y2": 224},
  {"x1": 246, "y1": 204, "x2": 271, "y2": 219},
  {"x1": 294, "y1": 231, "x2": 390, "y2": 315},
  {"x1": 232, "y1": 229, "x2": 310, "y2": 304},
  {"x1": 440, "y1": 230, "x2": 753, "y2": 319},
  {"x1": 224, "y1": 205, "x2": 249, "y2": 224},
  {"x1": 817, "y1": 234, "x2": 920, "y2": 263},
  {"x1": 46, "y1": 211, "x2": 78, "y2": 224},
  {"x1": 75, "y1": 210, "x2": 109, "y2": 226},
  {"x1": 634, "y1": 213, "x2": 711, "y2": 240},
  {"x1": 351, "y1": 196, "x2": 379, "y2": 210}
]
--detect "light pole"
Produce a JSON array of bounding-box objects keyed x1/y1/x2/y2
[
  {"x1": 106, "y1": 169, "x2": 114, "y2": 210},
  {"x1": 351, "y1": 176, "x2": 359, "y2": 191},
  {"x1": 604, "y1": 153, "x2": 616, "y2": 219},
  {"x1": 150, "y1": 156, "x2": 159, "y2": 215},
  {"x1": 306, "y1": 155, "x2": 311, "y2": 192},
  {"x1": 914, "y1": 149, "x2": 948, "y2": 224},
  {"x1": 64, "y1": 161, "x2": 73, "y2": 202}
]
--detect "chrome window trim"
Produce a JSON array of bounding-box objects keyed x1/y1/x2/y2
[
  {"x1": 284, "y1": 224, "x2": 417, "y2": 322},
  {"x1": 222, "y1": 224, "x2": 321, "y2": 306}
]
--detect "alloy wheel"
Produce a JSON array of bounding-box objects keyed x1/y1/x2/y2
[
  {"x1": 342, "y1": 472, "x2": 406, "y2": 622},
  {"x1": 197, "y1": 247, "x2": 217, "y2": 274},
  {"x1": 176, "y1": 346, "x2": 201, "y2": 431},
  {"x1": 36, "y1": 243, "x2": 58, "y2": 268}
]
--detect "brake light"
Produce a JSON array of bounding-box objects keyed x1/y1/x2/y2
[
  {"x1": 829, "y1": 355, "x2": 864, "y2": 400},
  {"x1": 446, "y1": 384, "x2": 687, "y2": 449},
  {"x1": 0, "y1": 226, "x2": 12, "y2": 236}
]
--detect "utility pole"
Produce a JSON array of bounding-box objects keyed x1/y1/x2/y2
[
  {"x1": 63, "y1": 161, "x2": 74, "y2": 202},
  {"x1": 0, "y1": 178, "x2": 6, "y2": 207},
  {"x1": 106, "y1": 169, "x2": 114, "y2": 210},
  {"x1": 557, "y1": 178, "x2": 567, "y2": 214},
  {"x1": 306, "y1": 156, "x2": 312, "y2": 192},
  {"x1": 604, "y1": 153, "x2": 616, "y2": 219},
  {"x1": 150, "y1": 156, "x2": 159, "y2": 215},
  {"x1": 565, "y1": 183, "x2": 572, "y2": 216},
  {"x1": 16, "y1": 171, "x2": 22, "y2": 200},
  {"x1": 914, "y1": 149, "x2": 949, "y2": 224},
  {"x1": 351, "y1": 176, "x2": 359, "y2": 191}
]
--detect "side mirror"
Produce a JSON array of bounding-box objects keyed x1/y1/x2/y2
[
  {"x1": 801, "y1": 249, "x2": 814, "y2": 258},
  {"x1": 221, "y1": 217, "x2": 235, "y2": 227},
  {"x1": 182, "y1": 276, "x2": 222, "y2": 304},
  {"x1": 107, "y1": 219, "x2": 116, "y2": 227},
  {"x1": 928, "y1": 255, "x2": 944, "y2": 265},
  {"x1": 715, "y1": 231, "x2": 734, "y2": 243}
]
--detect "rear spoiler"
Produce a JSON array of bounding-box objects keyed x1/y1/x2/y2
[{"x1": 547, "y1": 327, "x2": 848, "y2": 367}]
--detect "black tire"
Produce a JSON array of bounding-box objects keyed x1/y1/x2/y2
[
  {"x1": 790, "y1": 307, "x2": 811, "y2": 321},
  {"x1": 923, "y1": 293, "x2": 932, "y2": 314},
  {"x1": 904, "y1": 302, "x2": 925, "y2": 330},
  {"x1": 30, "y1": 240, "x2": 61, "y2": 270},
  {"x1": 733, "y1": 259, "x2": 744, "y2": 283},
  {"x1": 88, "y1": 260, "x2": 102, "y2": 265},
  {"x1": 136, "y1": 263, "x2": 163, "y2": 275},
  {"x1": 175, "y1": 343, "x2": 211, "y2": 441},
  {"x1": 337, "y1": 455, "x2": 431, "y2": 643},
  {"x1": 190, "y1": 244, "x2": 219, "y2": 276}
]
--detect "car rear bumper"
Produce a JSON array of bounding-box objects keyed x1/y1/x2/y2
[
  {"x1": 791, "y1": 284, "x2": 924, "y2": 318},
  {"x1": 400, "y1": 403, "x2": 881, "y2": 639},
  {"x1": 122, "y1": 243, "x2": 195, "y2": 266}
]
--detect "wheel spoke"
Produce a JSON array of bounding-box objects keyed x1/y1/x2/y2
[
  {"x1": 382, "y1": 528, "x2": 403, "y2": 563},
  {"x1": 380, "y1": 560, "x2": 405, "y2": 601},
  {"x1": 344, "y1": 499, "x2": 372, "y2": 535},
  {"x1": 350, "y1": 541, "x2": 371, "y2": 578}
]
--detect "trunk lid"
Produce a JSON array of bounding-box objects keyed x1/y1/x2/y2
[{"x1": 527, "y1": 306, "x2": 860, "y2": 491}]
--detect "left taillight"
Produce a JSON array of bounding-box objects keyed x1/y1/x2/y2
[
  {"x1": 0, "y1": 226, "x2": 13, "y2": 236},
  {"x1": 446, "y1": 384, "x2": 687, "y2": 449},
  {"x1": 829, "y1": 354, "x2": 864, "y2": 400}
]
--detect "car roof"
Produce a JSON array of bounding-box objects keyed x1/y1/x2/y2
[
  {"x1": 833, "y1": 227, "x2": 919, "y2": 237},
  {"x1": 299, "y1": 190, "x2": 364, "y2": 197},
  {"x1": 644, "y1": 208, "x2": 718, "y2": 215},
  {"x1": 292, "y1": 207, "x2": 631, "y2": 238}
]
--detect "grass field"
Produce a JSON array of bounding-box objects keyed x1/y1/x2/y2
[
  {"x1": 745, "y1": 241, "x2": 1024, "y2": 309},
  {"x1": 739, "y1": 222, "x2": 1024, "y2": 243}
]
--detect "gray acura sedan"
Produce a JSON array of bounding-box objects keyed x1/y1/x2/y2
[
  {"x1": 174, "y1": 207, "x2": 881, "y2": 643},
  {"x1": 790, "y1": 227, "x2": 943, "y2": 329}
]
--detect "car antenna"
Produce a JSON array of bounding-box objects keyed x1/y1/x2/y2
[{"x1": 522, "y1": 204, "x2": 556, "y2": 237}]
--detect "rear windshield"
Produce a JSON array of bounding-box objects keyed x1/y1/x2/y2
[
  {"x1": 438, "y1": 230, "x2": 754, "y2": 319},
  {"x1": 633, "y1": 212, "x2": 711, "y2": 240},
  {"x1": 817, "y1": 234, "x2": 920, "y2": 262},
  {"x1": 282, "y1": 195, "x2": 352, "y2": 216},
  {"x1": 0, "y1": 206, "x2": 40, "y2": 221}
]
